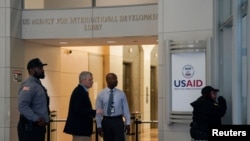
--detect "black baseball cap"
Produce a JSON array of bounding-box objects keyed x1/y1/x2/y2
[
  {"x1": 27, "y1": 58, "x2": 47, "y2": 69},
  {"x1": 201, "y1": 86, "x2": 219, "y2": 94}
]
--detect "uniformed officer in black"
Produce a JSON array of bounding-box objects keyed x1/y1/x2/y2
[
  {"x1": 190, "y1": 86, "x2": 227, "y2": 140},
  {"x1": 17, "y1": 58, "x2": 50, "y2": 141}
]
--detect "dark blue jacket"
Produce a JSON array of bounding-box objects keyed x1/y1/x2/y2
[{"x1": 64, "y1": 84, "x2": 96, "y2": 136}]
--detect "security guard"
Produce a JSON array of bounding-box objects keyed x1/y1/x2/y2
[
  {"x1": 190, "y1": 86, "x2": 227, "y2": 140},
  {"x1": 17, "y1": 58, "x2": 50, "y2": 141}
]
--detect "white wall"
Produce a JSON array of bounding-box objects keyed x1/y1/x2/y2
[
  {"x1": 22, "y1": 5, "x2": 158, "y2": 40},
  {"x1": 0, "y1": 0, "x2": 23, "y2": 140},
  {"x1": 158, "y1": 0, "x2": 213, "y2": 140},
  {"x1": 25, "y1": 0, "x2": 44, "y2": 9}
]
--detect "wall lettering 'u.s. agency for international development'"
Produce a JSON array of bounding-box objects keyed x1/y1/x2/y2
[{"x1": 22, "y1": 14, "x2": 158, "y2": 31}]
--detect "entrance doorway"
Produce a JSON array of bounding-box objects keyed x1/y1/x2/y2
[
  {"x1": 150, "y1": 66, "x2": 158, "y2": 128},
  {"x1": 123, "y1": 62, "x2": 132, "y2": 109}
]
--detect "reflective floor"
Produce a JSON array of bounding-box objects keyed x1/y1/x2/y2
[
  {"x1": 93, "y1": 128, "x2": 158, "y2": 141},
  {"x1": 140, "y1": 128, "x2": 158, "y2": 141}
]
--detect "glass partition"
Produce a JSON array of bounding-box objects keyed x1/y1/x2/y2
[{"x1": 23, "y1": 0, "x2": 158, "y2": 9}]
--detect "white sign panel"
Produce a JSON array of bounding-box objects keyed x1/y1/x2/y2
[
  {"x1": 22, "y1": 9, "x2": 93, "y2": 38},
  {"x1": 171, "y1": 52, "x2": 206, "y2": 111},
  {"x1": 22, "y1": 5, "x2": 157, "y2": 39}
]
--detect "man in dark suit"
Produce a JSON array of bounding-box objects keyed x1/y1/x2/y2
[{"x1": 64, "y1": 71, "x2": 99, "y2": 141}]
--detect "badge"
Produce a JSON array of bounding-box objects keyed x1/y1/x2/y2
[
  {"x1": 22, "y1": 86, "x2": 30, "y2": 91},
  {"x1": 111, "y1": 107, "x2": 115, "y2": 113}
]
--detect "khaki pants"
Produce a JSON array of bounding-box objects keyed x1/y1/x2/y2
[{"x1": 72, "y1": 135, "x2": 91, "y2": 141}]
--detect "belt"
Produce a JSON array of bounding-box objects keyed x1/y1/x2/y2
[
  {"x1": 103, "y1": 115, "x2": 123, "y2": 119},
  {"x1": 19, "y1": 115, "x2": 47, "y2": 127}
]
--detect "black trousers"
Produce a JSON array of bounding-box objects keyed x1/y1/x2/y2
[
  {"x1": 190, "y1": 127, "x2": 208, "y2": 140},
  {"x1": 102, "y1": 116, "x2": 125, "y2": 141},
  {"x1": 17, "y1": 119, "x2": 46, "y2": 141}
]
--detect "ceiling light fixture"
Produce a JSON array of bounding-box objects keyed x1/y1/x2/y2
[
  {"x1": 107, "y1": 40, "x2": 116, "y2": 44},
  {"x1": 59, "y1": 41, "x2": 68, "y2": 45}
]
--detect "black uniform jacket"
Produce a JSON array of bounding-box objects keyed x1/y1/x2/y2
[
  {"x1": 190, "y1": 96, "x2": 226, "y2": 127},
  {"x1": 189, "y1": 96, "x2": 227, "y2": 140},
  {"x1": 64, "y1": 84, "x2": 96, "y2": 136}
]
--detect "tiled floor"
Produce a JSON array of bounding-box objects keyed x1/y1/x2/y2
[
  {"x1": 140, "y1": 128, "x2": 158, "y2": 141},
  {"x1": 125, "y1": 128, "x2": 158, "y2": 141},
  {"x1": 93, "y1": 128, "x2": 158, "y2": 141}
]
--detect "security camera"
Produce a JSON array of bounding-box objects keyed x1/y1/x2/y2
[{"x1": 66, "y1": 50, "x2": 72, "y2": 54}]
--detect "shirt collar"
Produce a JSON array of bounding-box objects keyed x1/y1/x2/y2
[
  {"x1": 106, "y1": 87, "x2": 116, "y2": 92},
  {"x1": 29, "y1": 75, "x2": 42, "y2": 85},
  {"x1": 80, "y1": 84, "x2": 88, "y2": 92}
]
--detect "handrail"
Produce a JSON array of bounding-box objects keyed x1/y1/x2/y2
[
  {"x1": 48, "y1": 118, "x2": 158, "y2": 141},
  {"x1": 134, "y1": 119, "x2": 158, "y2": 141},
  {"x1": 50, "y1": 119, "x2": 66, "y2": 122}
]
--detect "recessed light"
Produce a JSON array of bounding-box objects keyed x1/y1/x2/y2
[
  {"x1": 107, "y1": 40, "x2": 116, "y2": 44},
  {"x1": 59, "y1": 41, "x2": 68, "y2": 45}
]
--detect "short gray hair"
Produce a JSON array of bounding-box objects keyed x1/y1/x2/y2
[{"x1": 79, "y1": 71, "x2": 92, "y2": 83}]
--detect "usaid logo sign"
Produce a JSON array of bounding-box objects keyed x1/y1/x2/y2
[
  {"x1": 182, "y1": 64, "x2": 194, "y2": 78},
  {"x1": 171, "y1": 52, "x2": 206, "y2": 111},
  {"x1": 173, "y1": 64, "x2": 203, "y2": 88}
]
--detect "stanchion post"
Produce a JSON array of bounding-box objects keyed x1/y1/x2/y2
[
  {"x1": 47, "y1": 120, "x2": 51, "y2": 141},
  {"x1": 135, "y1": 118, "x2": 138, "y2": 141},
  {"x1": 95, "y1": 123, "x2": 98, "y2": 141}
]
